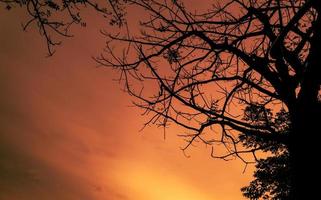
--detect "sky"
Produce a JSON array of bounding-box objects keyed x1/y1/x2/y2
[{"x1": 0, "y1": 3, "x2": 253, "y2": 200}]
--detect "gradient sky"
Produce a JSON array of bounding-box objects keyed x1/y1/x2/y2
[{"x1": 0, "y1": 4, "x2": 253, "y2": 200}]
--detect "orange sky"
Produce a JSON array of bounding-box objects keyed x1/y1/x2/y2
[{"x1": 0, "y1": 4, "x2": 253, "y2": 200}]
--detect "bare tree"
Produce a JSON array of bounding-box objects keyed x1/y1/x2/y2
[
  {"x1": 3, "y1": 0, "x2": 321, "y2": 199},
  {"x1": 95, "y1": 0, "x2": 321, "y2": 199}
]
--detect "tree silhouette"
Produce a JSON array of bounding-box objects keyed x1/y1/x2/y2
[
  {"x1": 3, "y1": 0, "x2": 321, "y2": 199},
  {"x1": 96, "y1": 1, "x2": 320, "y2": 199}
]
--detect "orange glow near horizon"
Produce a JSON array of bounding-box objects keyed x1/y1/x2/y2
[
  {"x1": 114, "y1": 163, "x2": 213, "y2": 200},
  {"x1": 0, "y1": 4, "x2": 252, "y2": 200}
]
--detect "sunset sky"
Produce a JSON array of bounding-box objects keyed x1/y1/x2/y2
[{"x1": 0, "y1": 4, "x2": 253, "y2": 200}]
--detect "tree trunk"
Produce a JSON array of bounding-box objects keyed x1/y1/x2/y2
[
  {"x1": 289, "y1": 103, "x2": 320, "y2": 199},
  {"x1": 289, "y1": 3, "x2": 321, "y2": 198}
]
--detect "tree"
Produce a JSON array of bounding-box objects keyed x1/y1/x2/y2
[
  {"x1": 96, "y1": 1, "x2": 320, "y2": 199},
  {"x1": 2, "y1": 0, "x2": 321, "y2": 199}
]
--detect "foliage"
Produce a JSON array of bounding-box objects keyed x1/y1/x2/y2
[{"x1": 241, "y1": 152, "x2": 291, "y2": 200}]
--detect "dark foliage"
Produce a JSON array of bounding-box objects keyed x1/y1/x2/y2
[{"x1": 242, "y1": 152, "x2": 290, "y2": 200}]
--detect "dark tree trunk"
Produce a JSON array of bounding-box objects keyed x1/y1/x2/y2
[
  {"x1": 289, "y1": 103, "x2": 320, "y2": 199},
  {"x1": 289, "y1": 3, "x2": 321, "y2": 198}
]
